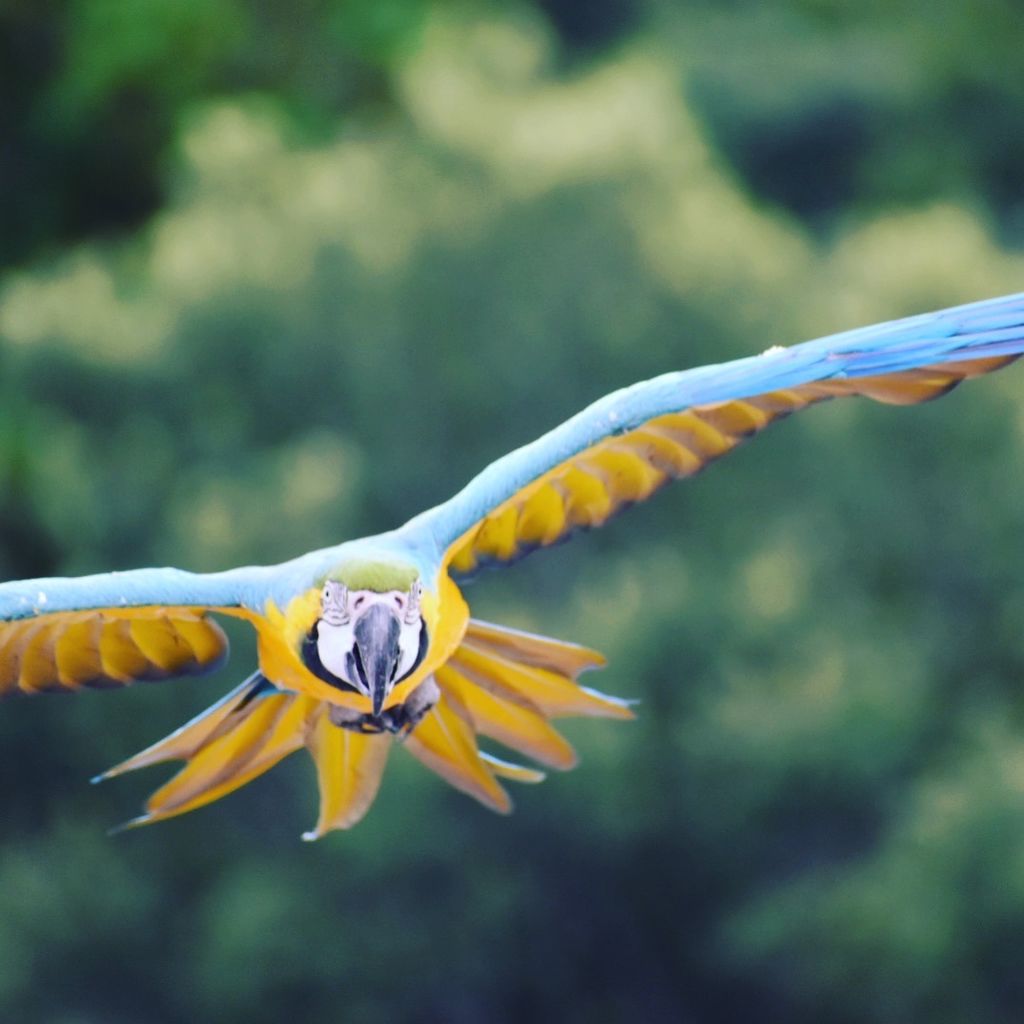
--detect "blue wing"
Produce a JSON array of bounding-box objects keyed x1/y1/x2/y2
[
  {"x1": 0, "y1": 564, "x2": 272, "y2": 622},
  {"x1": 0, "y1": 564, "x2": 273, "y2": 696},
  {"x1": 404, "y1": 291, "x2": 1024, "y2": 578}
]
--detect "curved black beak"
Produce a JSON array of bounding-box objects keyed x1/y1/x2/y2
[{"x1": 353, "y1": 604, "x2": 402, "y2": 716}]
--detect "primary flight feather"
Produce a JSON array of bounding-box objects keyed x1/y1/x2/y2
[{"x1": 2, "y1": 291, "x2": 1023, "y2": 839}]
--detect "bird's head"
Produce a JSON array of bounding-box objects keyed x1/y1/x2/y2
[{"x1": 302, "y1": 560, "x2": 428, "y2": 715}]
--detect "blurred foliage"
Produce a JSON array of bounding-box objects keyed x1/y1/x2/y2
[
  {"x1": 1, "y1": 2, "x2": 1024, "y2": 1023},
  {"x1": 0, "y1": 0, "x2": 430, "y2": 267}
]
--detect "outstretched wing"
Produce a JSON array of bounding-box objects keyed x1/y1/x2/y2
[
  {"x1": 411, "y1": 292, "x2": 1024, "y2": 578},
  {"x1": 0, "y1": 565, "x2": 268, "y2": 696}
]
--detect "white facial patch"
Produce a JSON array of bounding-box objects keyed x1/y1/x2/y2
[{"x1": 315, "y1": 586, "x2": 423, "y2": 693}]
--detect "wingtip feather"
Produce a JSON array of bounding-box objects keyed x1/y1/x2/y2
[{"x1": 107, "y1": 814, "x2": 151, "y2": 836}]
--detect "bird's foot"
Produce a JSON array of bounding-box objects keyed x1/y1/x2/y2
[
  {"x1": 327, "y1": 676, "x2": 439, "y2": 737},
  {"x1": 327, "y1": 675, "x2": 440, "y2": 733},
  {"x1": 390, "y1": 676, "x2": 440, "y2": 739},
  {"x1": 328, "y1": 704, "x2": 388, "y2": 733}
]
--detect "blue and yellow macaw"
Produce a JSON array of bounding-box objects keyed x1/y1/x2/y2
[{"x1": 2, "y1": 293, "x2": 1023, "y2": 839}]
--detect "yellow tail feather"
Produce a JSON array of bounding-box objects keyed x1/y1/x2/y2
[
  {"x1": 436, "y1": 663, "x2": 579, "y2": 770},
  {"x1": 303, "y1": 712, "x2": 391, "y2": 840},
  {"x1": 403, "y1": 693, "x2": 512, "y2": 814}
]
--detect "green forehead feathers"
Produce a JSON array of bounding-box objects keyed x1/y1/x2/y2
[{"x1": 322, "y1": 560, "x2": 420, "y2": 593}]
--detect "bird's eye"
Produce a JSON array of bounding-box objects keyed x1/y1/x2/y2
[
  {"x1": 354, "y1": 596, "x2": 365, "y2": 609},
  {"x1": 394, "y1": 595, "x2": 405, "y2": 609}
]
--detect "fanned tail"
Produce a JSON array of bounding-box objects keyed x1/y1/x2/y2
[{"x1": 99, "y1": 619, "x2": 629, "y2": 838}]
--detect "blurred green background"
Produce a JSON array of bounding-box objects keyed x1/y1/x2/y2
[{"x1": 2, "y1": 1, "x2": 1024, "y2": 1021}]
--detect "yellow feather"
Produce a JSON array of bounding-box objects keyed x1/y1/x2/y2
[
  {"x1": 515, "y1": 483, "x2": 568, "y2": 548},
  {"x1": 555, "y1": 466, "x2": 613, "y2": 528},
  {"x1": 138, "y1": 695, "x2": 310, "y2": 823},
  {"x1": 436, "y1": 664, "x2": 577, "y2": 769},
  {"x1": 403, "y1": 694, "x2": 511, "y2": 813},
  {"x1": 463, "y1": 618, "x2": 605, "y2": 678},
  {"x1": 479, "y1": 753, "x2": 546, "y2": 784},
  {"x1": 98, "y1": 619, "x2": 150, "y2": 683},
  {"x1": 303, "y1": 713, "x2": 391, "y2": 839},
  {"x1": 472, "y1": 504, "x2": 521, "y2": 563},
  {"x1": 171, "y1": 615, "x2": 226, "y2": 666},
  {"x1": 579, "y1": 447, "x2": 664, "y2": 505},
  {"x1": 129, "y1": 616, "x2": 197, "y2": 674},
  {"x1": 696, "y1": 398, "x2": 771, "y2": 435},
  {"x1": 617, "y1": 428, "x2": 705, "y2": 477},
  {"x1": 449, "y1": 641, "x2": 633, "y2": 720},
  {"x1": 646, "y1": 410, "x2": 736, "y2": 459},
  {"x1": 18, "y1": 622, "x2": 61, "y2": 693},
  {"x1": 54, "y1": 617, "x2": 103, "y2": 688}
]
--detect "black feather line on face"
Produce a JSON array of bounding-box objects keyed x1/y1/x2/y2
[
  {"x1": 301, "y1": 622, "x2": 361, "y2": 694},
  {"x1": 301, "y1": 619, "x2": 430, "y2": 693},
  {"x1": 398, "y1": 621, "x2": 429, "y2": 682}
]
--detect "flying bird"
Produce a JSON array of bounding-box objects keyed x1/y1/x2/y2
[{"x1": 2, "y1": 292, "x2": 1023, "y2": 839}]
